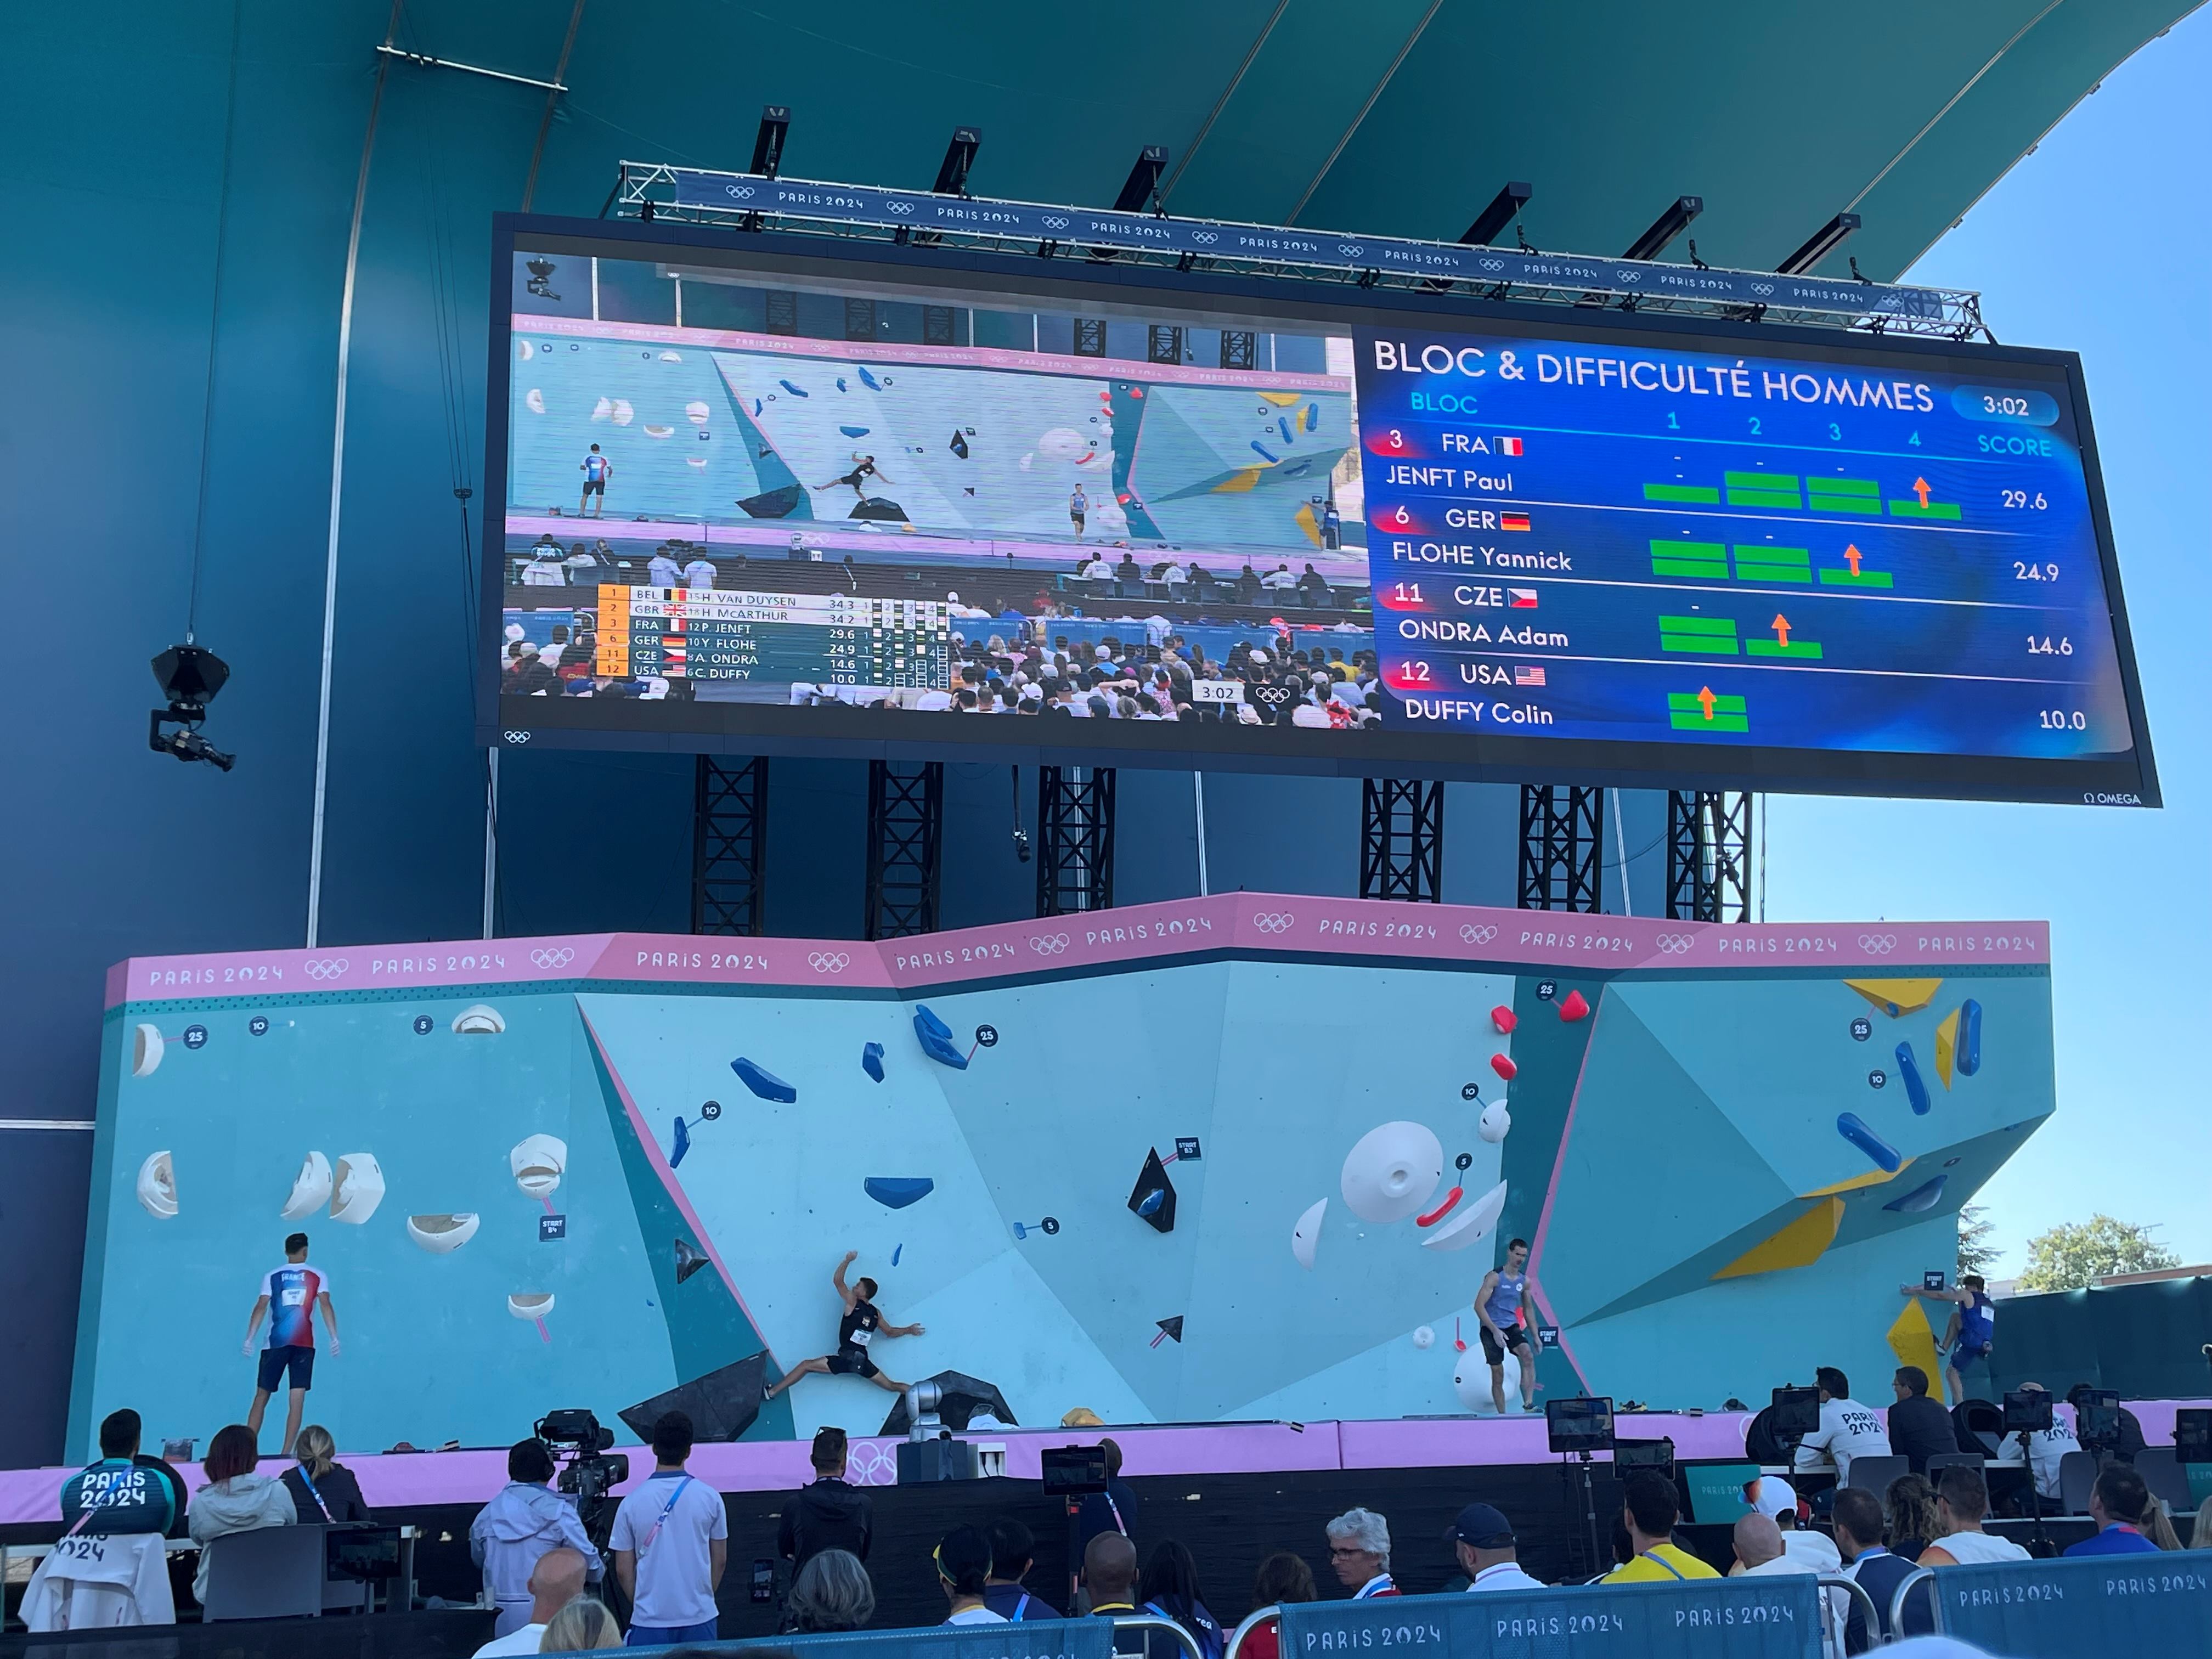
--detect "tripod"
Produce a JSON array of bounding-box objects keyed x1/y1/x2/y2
[{"x1": 1561, "y1": 1451, "x2": 1605, "y2": 1579}]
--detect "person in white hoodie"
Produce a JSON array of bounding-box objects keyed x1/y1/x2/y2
[
  {"x1": 1747, "y1": 1475, "x2": 1842, "y2": 1573},
  {"x1": 187, "y1": 1424, "x2": 294, "y2": 1602},
  {"x1": 470, "y1": 1439, "x2": 604, "y2": 1637}
]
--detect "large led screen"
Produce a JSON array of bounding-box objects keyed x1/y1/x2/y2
[{"x1": 481, "y1": 217, "x2": 2157, "y2": 805}]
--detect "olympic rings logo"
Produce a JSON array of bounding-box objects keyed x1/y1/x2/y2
[
  {"x1": 531, "y1": 948, "x2": 575, "y2": 969},
  {"x1": 1192, "y1": 231, "x2": 1219, "y2": 246},
  {"x1": 722, "y1": 184, "x2": 758, "y2": 201},
  {"x1": 847, "y1": 1442, "x2": 899, "y2": 1485},
  {"x1": 303, "y1": 959, "x2": 349, "y2": 981},
  {"x1": 1338, "y1": 244, "x2": 1365, "y2": 258},
  {"x1": 1655, "y1": 934, "x2": 1696, "y2": 955},
  {"x1": 887, "y1": 200, "x2": 915, "y2": 215},
  {"x1": 1751, "y1": 283, "x2": 1775, "y2": 297},
  {"x1": 1459, "y1": 924, "x2": 1498, "y2": 945},
  {"x1": 502, "y1": 731, "x2": 532, "y2": 744},
  {"x1": 1252, "y1": 913, "x2": 1296, "y2": 934},
  {"x1": 1041, "y1": 215, "x2": 1070, "y2": 230},
  {"x1": 1029, "y1": 934, "x2": 1070, "y2": 956},
  {"x1": 808, "y1": 952, "x2": 851, "y2": 974},
  {"x1": 1857, "y1": 934, "x2": 1898, "y2": 955}
]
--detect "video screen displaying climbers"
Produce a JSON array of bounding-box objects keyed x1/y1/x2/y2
[{"x1": 483, "y1": 221, "x2": 2156, "y2": 806}]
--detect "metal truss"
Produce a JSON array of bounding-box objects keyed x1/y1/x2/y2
[
  {"x1": 1666, "y1": 789, "x2": 1752, "y2": 923},
  {"x1": 864, "y1": 760, "x2": 944, "y2": 940},
  {"x1": 607, "y1": 162, "x2": 1984, "y2": 338},
  {"x1": 1518, "y1": 785, "x2": 1605, "y2": 913},
  {"x1": 1359, "y1": 778, "x2": 1444, "y2": 903},
  {"x1": 692, "y1": 756, "x2": 769, "y2": 936},
  {"x1": 1036, "y1": 766, "x2": 1116, "y2": 917}
]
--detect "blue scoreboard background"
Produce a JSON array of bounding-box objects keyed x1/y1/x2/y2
[{"x1": 1354, "y1": 321, "x2": 2156, "y2": 805}]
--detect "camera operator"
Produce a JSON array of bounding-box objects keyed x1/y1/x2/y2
[{"x1": 472, "y1": 1439, "x2": 603, "y2": 1638}]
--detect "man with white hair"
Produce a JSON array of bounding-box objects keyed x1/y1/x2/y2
[{"x1": 1324, "y1": 1509, "x2": 1397, "y2": 1598}]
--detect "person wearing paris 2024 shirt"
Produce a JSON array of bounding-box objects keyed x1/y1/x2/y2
[
  {"x1": 243, "y1": 1231, "x2": 339, "y2": 1463},
  {"x1": 1791, "y1": 1366, "x2": 1892, "y2": 1486}
]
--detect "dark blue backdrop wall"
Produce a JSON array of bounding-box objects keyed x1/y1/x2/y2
[{"x1": 0, "y1": 3, "x2": 1689, "y2": 1468}]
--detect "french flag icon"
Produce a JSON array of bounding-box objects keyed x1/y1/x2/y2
[{"x1": 1499, "y1": 436, "x2": 1525, "y2": 456}]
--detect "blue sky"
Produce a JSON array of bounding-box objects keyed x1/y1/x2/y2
[{"x1": 1769, "y1": 11, "x2": 2212, "y2": 1272}]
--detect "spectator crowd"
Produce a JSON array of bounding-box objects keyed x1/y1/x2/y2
[{"x1": 38, "y1": 1393, "x2": 2212, "y2": 1653}]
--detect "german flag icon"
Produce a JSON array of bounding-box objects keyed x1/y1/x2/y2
[{"x1": 1501, "y1": 511, "x2": 1531, "y2": 532}]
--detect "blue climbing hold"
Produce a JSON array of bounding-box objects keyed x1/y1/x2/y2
[
  {"x1": 1896, "y1": 1042, "x2": 1931, "y2": 1116},
  {"x1": 1136, "y1": 1188, "x2": 1165, "y2": 1217},
  {"x1": 915, "y1": 1016, "x2": 968, "y2": 1070},
  {"x1": 861, "y1": 1041, "x2": 885, "y2": 1083},
  {"x1": 778, "y1": 380, "x2": 810, "y2": 398},
  {"x1": 1837, "y1": 1112, "x2": 1902, "y2": 1172},
  {"x1": 1957, "y1": 1000, "x2": 1983, "y2": 1077},
  {"x1": 836, "y1": 377, "x2": 848, "y2": 392},
  {"x1": 754, "y1": 398, "x2": 763, "y2": 416},
  {"x1": 913, "y1": 1005, "x2": 953, "y2": 1041},
  {"x1": 858, "y1": 366, "x2": 882, "y2": 390},
  {"x1": 1277, "y1": 417, "x2": 1294, "y2": 444},
  {"x1": 840, "y1": 425, "x2": 871, "y2": 438},
  {"x1": 891, "y1": 1243, "x2": 903, "y2": 1266},
  {"x1": 1884, "y1": 1173, "x2": 1948, "y2": 1214},
  {"x1": 1282, "y1": 461, "x2": 1312, "y2": 478},
  {"x1": 1250, "y1": 442, "x2": 1279, "y2": 463},
  {"x1": 1305, "y1": 402, "x2": 1321, "y2": 430},
  {"x1": 670, "y1": 1116, "x2": 692, "y2": 1168},
  {"x1": 730, "y1": 1057, "x2": 797, "y2": 1103},
  {"x1": 864, "y1": 1177, "x2": 934, "y2": 1210}
]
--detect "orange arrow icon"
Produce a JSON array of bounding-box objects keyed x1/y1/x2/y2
[
  {"x1": 1771, "y1": 615, "x2": 1792, "y2": 647},
  {"x1": 1911, "y1": 477, "x2": 1932, "y2": 507},
  {"x1": 1844, "y1": 544, "x2": 1863, "y2": 575},
  {"x1": 1696, "y1": 686, "x2": 1718, "y2": 721}
]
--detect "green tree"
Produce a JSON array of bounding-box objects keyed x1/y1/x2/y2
[
  {"x1": 1956, "y1": 1204, "x2": 2000, "y2": 1278},
  {"x1": 2016, "y1": 1214, "x2": 2179, "y2": 1293}
]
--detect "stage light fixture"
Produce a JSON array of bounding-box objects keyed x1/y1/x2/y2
[
  {"x1": 752, "y1": 105, "x2": 790, "y2": 179},
  {"x1": 934, "y1": 126, "x2": 982, "y2": 196},
  {"x1": 148, "y1": 642, "x2": 235, "y2": 771},
  {"x1": 1776, "y1": 212, "x2": 1860, "y2": 275},
  {"x1": 1459, "y1": 181, "x2": 1533, "y2": 247},
  {"x1": 1622, "y1": 195, "x2": 1702, "y2": 263},
  {"x1": 1114, "y1": 145, "x2": 1169, "y2": 213}
]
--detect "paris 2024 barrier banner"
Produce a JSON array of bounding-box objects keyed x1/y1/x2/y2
[{"x1": 72, "y1": 894, "x2": 2052, "y2": 1459}]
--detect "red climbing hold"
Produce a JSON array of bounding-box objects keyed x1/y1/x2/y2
[
  {"x1": 1489, "y1": 1053, "x2": 1517, "y2": 1082},
  {"x1": 1558, "y1": 989, "x2": 1590, "y2": 1023},
  {"x1": 1491, "y1": 1005, "x2": 1517, "y2": 1035}
]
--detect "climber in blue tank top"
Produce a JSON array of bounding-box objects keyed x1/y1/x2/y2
[
  {"x1": 1900, "y1": 1273, "x2": 1996, "y2": 1406},
  {"x1": 1475, "y1": 1238, "x2": 1539, "y2": 1416}
]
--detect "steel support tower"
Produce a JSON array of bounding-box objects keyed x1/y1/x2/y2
[
  {"x1": 1358, "y1": 778, "x2": 1444, "y2": 902},
  {"x1": 1666, "y1": 790, "x2": 1753, "y2": 922},
  {"x1": 864, "y1": 760, "x2": 944, "y2": 940},
  {"x1": 1517, "y1": 785, "x2": 1605, "y2": 912},
  {"x1": 691, "y1": 756, "x2": 768, "y2": 936},
  {"x1": 1036, "y1": 766, "x2": 1116, "y2": 916}
]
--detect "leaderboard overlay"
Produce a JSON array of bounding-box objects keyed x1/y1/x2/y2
[{"x1": 1354, "y1": 324, "x2": 2154, "y2": 802}]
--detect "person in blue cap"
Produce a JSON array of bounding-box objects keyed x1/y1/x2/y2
[{"x1": 1446, "y1": 1503, "x2": 1544, "y2": 1592}]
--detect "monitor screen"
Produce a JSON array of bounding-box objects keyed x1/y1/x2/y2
[
  {"x1": 1545, "y1": 1395, "x2": 1616, "y2": 1454},
  {"x1": 481, "y1": 217, "x2": 2157, "y2": 805}
]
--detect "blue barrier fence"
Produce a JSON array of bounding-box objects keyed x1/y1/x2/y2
[
  {"x1": 632, "y1": 1617, "x2": 1118, "y2": 1659},
  {"x1": 1277, "y1": 1580, "x2": 1823, "y2": 1659},
  {"x1": 1931, "y1": 1549, "x2": 2212, "y2": 1655}
]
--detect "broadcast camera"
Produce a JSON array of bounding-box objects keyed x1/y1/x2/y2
[
  {"x1": 148, "y1": 644, "x2": 235, "y2": 771},
  {"x1": 537, "y1": 1408, "x2": 629, "y2": 1542}
]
